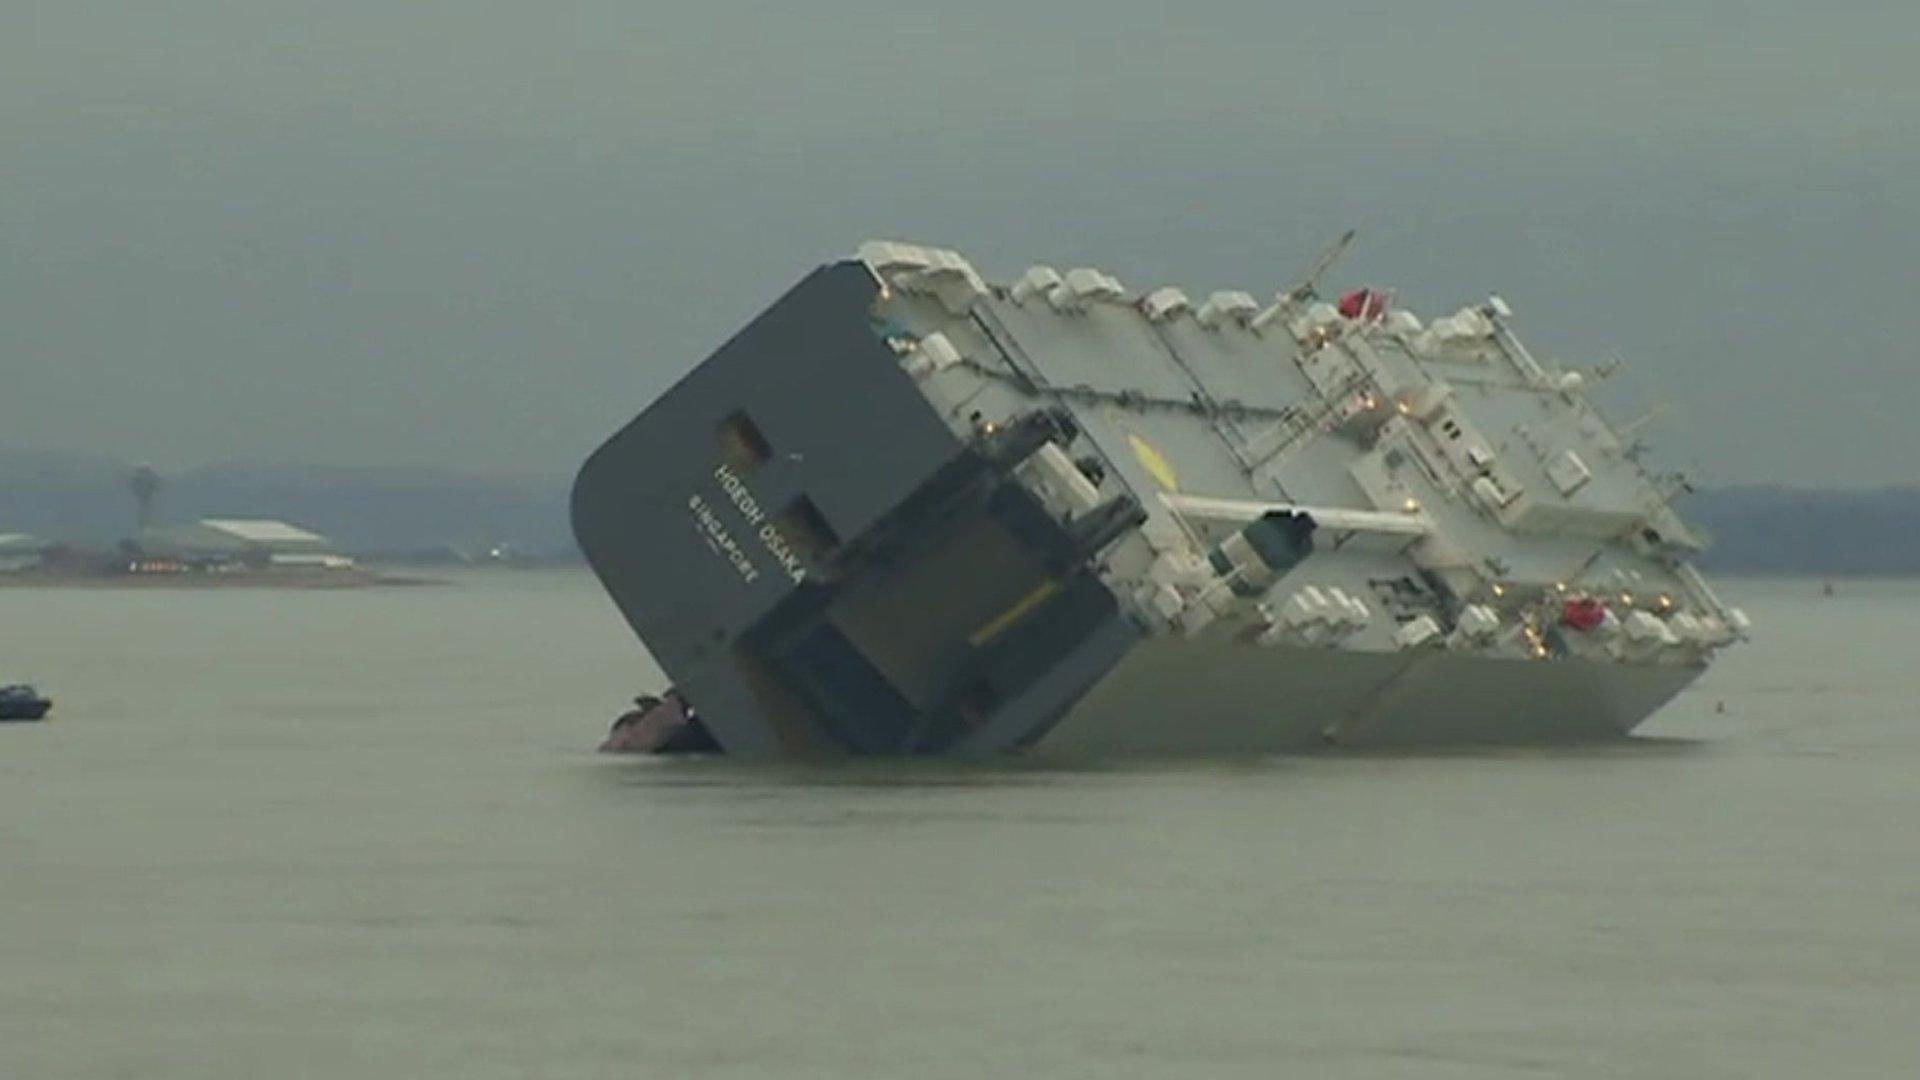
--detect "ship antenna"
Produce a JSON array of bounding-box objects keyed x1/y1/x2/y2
[
  {"x1": 1279, "y1": 228, "x2": 1357, "y2": 304},
  {"x1": 1617, "y1": 403, "x2": 1669, "y2": 443}
]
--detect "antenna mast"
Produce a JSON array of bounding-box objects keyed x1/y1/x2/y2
[{"x1": 1279, "y1": 228, "x2": 1358, "y2": 304}]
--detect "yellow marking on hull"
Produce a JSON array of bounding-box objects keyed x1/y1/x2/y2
[
  {"x1": 1128, "y1": 434, "x2": 1180, "y2": 492},
  {"x1": 968, "y1": 579, "x2": 1061, "y2": 646}
]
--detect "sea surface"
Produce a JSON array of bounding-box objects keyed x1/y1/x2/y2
[{"x1": 2, "y1": 572, "x2": 1916, "y2": 1078}]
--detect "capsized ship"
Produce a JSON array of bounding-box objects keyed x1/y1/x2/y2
[{"x1": 573, "y1": 239, "x2": 1747, "y2": 755}]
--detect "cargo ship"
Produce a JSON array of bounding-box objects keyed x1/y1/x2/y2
[{"x1": 573, "y1": 239, "x2": 1746, "y2": 755}]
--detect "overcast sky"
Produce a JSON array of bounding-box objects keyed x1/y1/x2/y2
[{"x1": 5, "y1": 1, "x2": 1916, "y2": 485}]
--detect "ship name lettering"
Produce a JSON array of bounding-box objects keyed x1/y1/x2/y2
[
  {"x1": 713, "y1": 463, "x2": 807, "y2": 585},
  {"x1": 757, "y1": 522, "x2": 807, "y2": 585},
  {"x1": 713, "y1": 463, "x2": 766, "y2": 526},
  {"x1": 688, "y1": 493, "x2": 759, "y2": 584}
]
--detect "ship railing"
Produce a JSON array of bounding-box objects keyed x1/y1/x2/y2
[
  {"x1": 1486, "y1": 314, "x2": 1553, "y2": 386},
  {"x1": 1238, "y1": 371, "x2": 1374, "y2": 477}
]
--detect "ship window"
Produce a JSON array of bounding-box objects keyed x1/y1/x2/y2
[
  {"x1": 777, "y1": 495, "x2": 840, "y2": 561},
  {"x1": 717, "y1": 411, "x2": 772, "y2": 472}
]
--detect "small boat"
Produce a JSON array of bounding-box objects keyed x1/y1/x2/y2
[{"x1": 0, "y1": 684, "x2": 52, "y2": 722}]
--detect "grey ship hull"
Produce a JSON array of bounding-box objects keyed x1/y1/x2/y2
[
  {"x1": 574, "y1": 254, "x2": 1727, "y2": 756},
  {"x1": 574, "y1": 263, "x2": 1120, "y2": 756},
  {"x1": 1037, "y1": 643, "x2": 1700, "y2": 755}
]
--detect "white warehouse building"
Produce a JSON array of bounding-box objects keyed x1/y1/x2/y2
[{"x1": 138, "y1": 518, "x2": 355, "y2": 570}]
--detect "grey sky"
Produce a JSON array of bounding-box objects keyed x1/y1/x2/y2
[{"x1": 5, "y1": 1, "x2": 1916, "y2": 485}]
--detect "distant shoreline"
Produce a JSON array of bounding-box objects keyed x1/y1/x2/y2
[
  {"x1": 0, "y1": 571, "x2": 445, "y2": 590},
  {"x1": 5, "y1": 448, "x2": 1914, "y2": 577}
]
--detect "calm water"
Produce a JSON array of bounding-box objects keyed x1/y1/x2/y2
[{"x1": 3, "y1": 572, "x2": 1917, "y2": 1078}]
